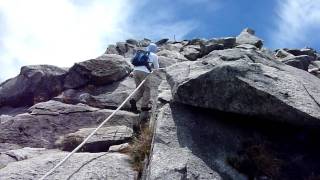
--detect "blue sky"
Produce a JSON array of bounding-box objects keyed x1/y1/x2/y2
[{"x1": 0, "y1": 0, "x2": 320, "y2": 81}]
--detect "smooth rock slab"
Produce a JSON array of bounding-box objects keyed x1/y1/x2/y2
[
  {"x1": 0, "y1": 100, "x2": 138, "y2": 148},
  {"x1": 0, "y1": 152, "x2": 137, "y2": 180},
  {"x1": 56, "y1": 126, "x2": 133, "y2": 152},
  {"x1": 0, "y1": 147, "x2": 57, "y2": 168}
]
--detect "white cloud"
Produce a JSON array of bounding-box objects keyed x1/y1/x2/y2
[
  {"x1": 271, "y1": 0, "x2": 320, "y2": 48},
  {"x1": 0, "y1": 0, "x2": 197, "y2": 81}
]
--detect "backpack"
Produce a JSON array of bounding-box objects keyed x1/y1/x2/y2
[{"x1": 131, "y1": 50, "x2": 152, "y2": 72}]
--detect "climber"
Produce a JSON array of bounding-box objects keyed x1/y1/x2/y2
[{"x1": 129, "y1": 43, "x2": 159, "y2": 113}]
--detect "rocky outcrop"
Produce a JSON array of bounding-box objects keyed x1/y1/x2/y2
[
  {"x1": 167, "y1": 48, "x2": 320, "y2": 126},
  {"x1": 56, "y1": 126, "x2": 133, "y2": 152},
  {"x1": 64, "y1": 54, "x2": 131, "y2": 89},
  {"x1": 0, "y1": 65, "x2": 67, "y2": 107},
  {"x1": 181, "y1": 45, "x2": 201, "y2": 61},
  {"x1": 0, "y1": 152, "x2": 137, "y2": 179},
  {"x1": 1, "y1": 28, "x2": 320, "y2": 180},
  {"x1": 157, "y1": 49, "x2": 188, "y2": 62},
  {"x1": 280, "y1": 55, "x2": 313, "y2": 71},
  {"x1": 236, "y1": 28, "x2": 263, "y2": 48},
  {"x1": 0, "y1": 100, "x2": 138, "y2": 148},
  {"x1": 55, "y1": 77, "x2": 136, "y2": 109}
]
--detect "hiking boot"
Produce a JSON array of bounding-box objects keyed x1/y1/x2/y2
[{"x1": 129, "y1": 99, "x2": 139, "y2": 113}]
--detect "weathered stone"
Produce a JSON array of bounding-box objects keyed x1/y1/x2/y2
[
  {"x1": 281, "y1": 55, "x2": 313, "y2": 71},
  {"x1": 236, "y1": 44, "x2": 258, "y2": 50},
  {"x1": 167, "y1": 48, "x2": 320, "y2": 126},
  {"x1": 105, "y1": 44, "x2": 119, "y2": 55},
  {"x1": 146, "y1": 104, "x2": 245, "y2": 180},
  {"x1": 286, "y1": 48, "x2": 317, "y2": 59},
  {"x1": 56, "y1": 126, "x2": 133, "y2": 152},
  {"x1": 64, "y1": 54, "x2": 131, "y2": 89},
  {"x1": 156, "y1": 38, "x2": 169, "y2": 46},
  {"x1": 181, "y1": 45, "x2": 201, "y2": 61},
  {"x1": 157, "y1": 49, "x2": 188, "y2": 62},
  {"x1": 157, "y1": 80, "x2": 173, "y2": 103},
  {"x1": 55, "y1": 77, "x2": 136, "y2": 110},
  {"x1": 0, "y1": 65, "x2": 67, "y2": 107},
  {"x1": 236, "y1": 28, "x2": 263, "y2": 48},
  {"x1": 200, "y1": 42, "x2": 224, "y2": 57},
  {"x1": 0, "y1": 147, "x2": 56, "y2": 168},
  {"x1": 275, "y1": 49, "x2": 294, "y2": 59},
  {"x1": 0, "y1": 100, "x2": 138, "y2": 148},
  {"x1": 161, "y1": 43, "x2": 184, "y2": 52},
  {"x1": 0, "y1": 152, "x2": 137, "y2": 179},
  {"x1": 207, "y1": 37, "x2": 236, "y2": 49},
  {"x1": 158, "y1": 56, "x2": 178, "y2": 68},
  {"x1": 187, "y1": 38, "x2": 206, "y2": 46},
  {"x1": 0, "y1": 143, "x2": 21, "y2": 153},
  {"x1": 126, "y1": 39, "x2": 139, "y2": 46},
  {"x1": 109, "y1": 143, "x2": 129, "y2": 152}
]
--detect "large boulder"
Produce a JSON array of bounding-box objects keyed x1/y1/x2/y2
[
  {"x1": 286, "y1": 48, "x2": 317, "y2": 60},
  {"x1": 56, "y1": 126, "x2": 133, "y2": 152},
  {"x1": 236, "y1": 28, "x2": 263, "y2": 49},
  {"x1": 161, "y1": 42, "x2": 185, "y2": 52},
  {"x1": 157, "y1": 49, "x2": 188, "y2": 62},
  {"x1": 275, "y1": 49, "x2": 294, "y2": 59},
  {"x1": 198, "y1": 37, "x2": 236, "y2": 58},
  {"x1": 280, "y1": 55, "x2": 313, "y2": 71},
  {"x1": 158, "y1": 56, "x2": 179, "y2": 68},
  {"x1": 55, "y1": 77, "x2": 136, "y2": 110},
  {"x1": 0, "y1": 100, "x2": 138, "y2": 148},
  {"x1": 0, "y1": 65, "x2": 67, "y2": 107},
  {"x1": 0, "y1": 152, "x2": 137, "y2": 179},
  {"x1": 64, "y1": 54, "x2": 131, "y2": 89},
  {"x1": 156, "y1": 38, "x2": 169, "y2": 46},
  {"x1": 181, "y1": 45, "x2": 201, "y2": 61},
  {"x1": 166, "y1": 48, "x2": 320, "y2": 126},
  {"x1": 105, "y1": 44, "x2": 119, "y2": 55}
]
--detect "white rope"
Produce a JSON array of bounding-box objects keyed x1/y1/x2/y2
[{"x1": 39, "y1": 74, "x2": 149, "y2": 180}]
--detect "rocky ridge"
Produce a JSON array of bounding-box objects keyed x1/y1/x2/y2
[{"x1": 1, "y1": 28, "x2": 320, "y2": 179}]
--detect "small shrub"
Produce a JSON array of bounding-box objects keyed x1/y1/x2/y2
[{"x1": 128, "y1": 125, "x2": 153, "y2": 175}]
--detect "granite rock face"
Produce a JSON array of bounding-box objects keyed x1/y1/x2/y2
[
  {"x1": 236, "y1": 28, "x2": 263, "y2": 48},
  {"x1": 64, "y1": 54, "x2": 131, "y2": 89},
  {"x1": 166, "y1": 48, "x2": 320, "y2": 126},
  {"x1": 56, "y1": 126, "x2": 133, "y2": 152},
  {"x1": 1, "y1": 28, "x2": 320, "y2": 180},
  {"x1": 0, "y1": 65, "x2": 67, "y2": 107},
  {"x1": 0, "y1": 152, "x2": 137, "y2": 180},
  {"x1": 0, "y1": 100, "x2": 138, "y2": 148}
]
